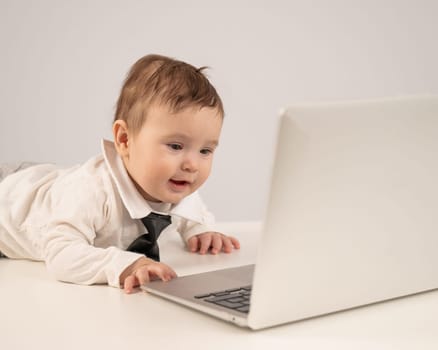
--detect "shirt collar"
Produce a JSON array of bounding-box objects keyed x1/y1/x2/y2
[{"x1": 101, "y1": 139, "x2": 205, "y2": 224}]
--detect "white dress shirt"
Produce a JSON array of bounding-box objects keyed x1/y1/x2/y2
[{"x1": 0, "y1": 140, "x2": 216, "y2": 287}]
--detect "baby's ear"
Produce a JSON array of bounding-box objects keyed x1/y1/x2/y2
[{"x1": 113, "y1": 120, "x2": 130, "y2": 157}]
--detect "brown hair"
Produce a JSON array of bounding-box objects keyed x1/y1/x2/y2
[{"x1": 114, "y1": 54, "x2": 224, "y2": 132}]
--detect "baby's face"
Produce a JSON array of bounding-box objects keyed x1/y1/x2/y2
[{"x1": 123, "y1": 104, "x2": 223, "y2": 204}]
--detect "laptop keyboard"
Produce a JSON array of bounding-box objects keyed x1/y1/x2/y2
[{"x1": 194, "y1": 286, "x2": 252, "y2": 313}]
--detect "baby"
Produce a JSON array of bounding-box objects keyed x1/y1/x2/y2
[{"x1": 0, "y1": 54, "x2": 240, "y2": 293}]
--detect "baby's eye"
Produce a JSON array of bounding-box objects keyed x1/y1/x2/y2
[
  {"x1": 200, "y1": 148, "x2": 213, "y2": 155},
  {"x1": 167, "y1": 143, "x2": 183, "y2": 151}
]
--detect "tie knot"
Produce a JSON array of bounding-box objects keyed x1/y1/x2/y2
[
  {"x1": 126, "y1": 212, "x2": 172, "y2": 261},
  {"x1": 141, "y1": 212, "x2": 172, "y2": 240}
]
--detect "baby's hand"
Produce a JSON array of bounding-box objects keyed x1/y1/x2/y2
[
  {"x1": 120, "y1": 257, "x2": 177, "y2": 294},
  {"x1": 188, "y1": 232, "x2": 240, "y2": 255}
]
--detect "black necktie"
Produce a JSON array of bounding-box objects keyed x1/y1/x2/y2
[{"x1": 126, "y1": 212, "x2": 172, "y2": 261}]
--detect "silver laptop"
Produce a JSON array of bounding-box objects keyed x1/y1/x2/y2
[{"x1": 142, "y1": 95, "x2": 438, "y2": 330}]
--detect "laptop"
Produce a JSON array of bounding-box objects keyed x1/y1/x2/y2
[{"x1": 142, "y1": 95, "x2": 438, "y2": 330}]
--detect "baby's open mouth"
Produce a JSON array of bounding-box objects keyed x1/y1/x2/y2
[{"x1": 170, "y1": 179, "x2": 189, "y2": 186}]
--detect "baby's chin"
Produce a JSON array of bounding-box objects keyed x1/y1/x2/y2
[
  {"x1": 165, "y1": 189, "x2": 199, "y2": 204},
  {"x1": 141, "y1": 192, "x2": 184, "y2": 205},
  {"x1": 137, "y1": 189, "x2": 163, "y2": 203},
  {"x1": 139, "y1": 184, "x2": 198, "y2": 204}
]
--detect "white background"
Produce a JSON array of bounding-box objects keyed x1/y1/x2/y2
[{"x1": 1, "y1": 0, "x2": 437, "y2": 221}]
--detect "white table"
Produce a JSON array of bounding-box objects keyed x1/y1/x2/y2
[{"x1": 1, "y1": 222, "x2": 438, "y2": 350}]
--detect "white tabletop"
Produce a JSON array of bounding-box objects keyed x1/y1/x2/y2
[{"x1": 1, "y1": 221, "x2": 438, "y2": 350}]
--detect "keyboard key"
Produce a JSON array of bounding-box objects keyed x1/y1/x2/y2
[
  {"x1": 236, "y1": 305, "x2": 250, "y2": 313},
  {"x1": 195, "y1": 285, "x2": 253, "y2": 313},
  {"x1": 227, "y1": 297, "x2": 245, "y2": 303},
  {"x1": 214, "y1": 300, "x2": 244, "y2": 309},
  {"x1": 205, "y1": 295, "x2": 236, "y2": 303},
  {"x1": 194, "y1": 293, "x2": 212, "y2": 299}
]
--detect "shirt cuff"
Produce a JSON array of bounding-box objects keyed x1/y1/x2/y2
[
  {"x1": 108, "y1": 250, "x2": 145, "y2": 288},
  {"x1": 179, "y1": 223, "x2": 216, "y2": 243}
]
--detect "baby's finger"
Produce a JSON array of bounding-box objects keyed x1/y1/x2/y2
[
  {"x1": 211, "y1": 234, "x2": 223, "y2": 254},
  {"x1": 123, "y1": 275, "x2": 138, "y2": 294},
  {"x1": 199, "y1": 234, "x2": 212, "y2": 254},
  {"x1": 135, "y1": 267, "x2": 151, "y2": 286},
  {"x1": 160, "y1": 265, "x2": 177, "y2": 280},
  {"x1": 148, "y1": 264, "x2": 176, "y2": 282},
  {"x1": 167, "y1": 267, "x2": 177, "y2": 279},
  {"x1": 230, "y1": 236, "x2": 241, "y2": 249},
  {"x1": 188, "y1": 236, "x2": 200, "y2": 252},
  {"x1": 222, "y1": 236, "x2": 234, "y2": 253}
]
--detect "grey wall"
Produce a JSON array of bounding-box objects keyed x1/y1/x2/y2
[{"x1": 1, "y1": 0, "x2": 437, "y2": 221}]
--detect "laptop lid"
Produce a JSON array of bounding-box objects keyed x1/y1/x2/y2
[{"x1": 248, "y1": 95, "x2": 438, "y2": 329}]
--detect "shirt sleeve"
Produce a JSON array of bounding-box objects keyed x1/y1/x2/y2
[
  {"x1": 177, "y1": 221, "x2": 215, "y2": 243},
  {"x1": 40, "y1": 174, "x2": 143, "y2": 288},
  {"x1": 175, "y1": 199, "x2": 217, "y2": 243}
]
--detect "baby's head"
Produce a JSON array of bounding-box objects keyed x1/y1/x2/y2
[
  {"x1": 114, "y1": 54, "x2": 224, "y2": 133},
  {"x1": 113, "y1": 54, "x2": 224, "y2": 204}
]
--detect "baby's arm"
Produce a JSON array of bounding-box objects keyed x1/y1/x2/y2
[
  {"x1": 188, "y1": 232, "x2": 240, "y2": 255},
  {"x1": 119, "y1": 257, "x2": 177, "y2": 294}
]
